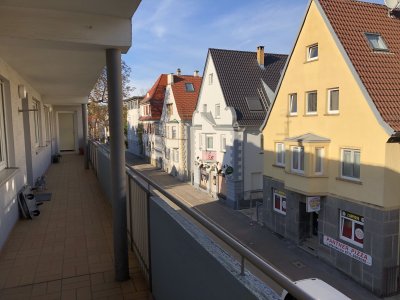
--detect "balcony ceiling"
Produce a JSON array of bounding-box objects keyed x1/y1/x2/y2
[{"x1": 0, "y1": 0, "x2": 141, "y2": 105}]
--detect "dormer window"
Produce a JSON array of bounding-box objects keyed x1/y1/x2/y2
[
  {"x1": 307, "y1": 44, "x2": 318, "y2": 61},
  {"x1": 185, "y1": 83, "x2": 195, "y2": 92},
  {"x1": 246, "y1": 96, "x2": 264, "y2": 111},
  {"x1": 365, "y1": 33, "x2": 388, "y2": 51}
]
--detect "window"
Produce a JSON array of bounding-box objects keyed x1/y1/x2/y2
[
  {"x1": 273, "y1": 190, "x2": 287, "y2": 215},
  {"x1": 0, "y1": 82, "x2": 7, "y2": 171},
  {"x1": 289, "y1": 93, "x2": 297, "y2": 115},
  {"x1": 33, "y1": 99, "x2": 42, "y2": 147},
  {"x1": 220, "y1": 135, "x2": 226, "y2": 152},
  {"x1": 171, "y1": 126, "x2": 177, "y2": 139},
  {"x1": 275, "y1": 143, "x2": 285, "y2": 166},
  {"x1": 215, "y1": 104, "x2": 220, "y2": 118},
  {"x1": 166, "y1": 103, "x2": 173, "y2": 117},
  {"x1": 315, "y1": 147, "x2": 324, "y2": 174},
  {"x1": 206, "y1": 135, "x2": 213, "y2": 150},
  {"x1": 340, "y1": 210, "x2": 364, "y2": 248},
  {"x1": 209, "y1": 73, "x2": 213, "y2": 85},
  {"x1": 173, "y1": 149, "x2": 179, "y2": 162},
  {"x1": 199, "y1": 133, "x2": 202, "y2": 149},
  {"x1": 185, "y1": 83, "x2": 195, "y2": 92},
  {"x1": 44, "y1": 106, "x2": 51, "y2": 142},
  {"x1": 291, "y1": 146, "x2": 304, "y2": 173},
  {"x1": 307, "y1": 44, "x2": 318, "y2": 61},
  {"x1": 365, "y1": 33, "x2": 388, "y2": 51},
  {"x1": 203, "y1": 104, "x2": 207, "y2": 112},
  {"x1": 341, "y1": 149, "x2": 360, "y2": 180},
  {"x1": 306, "y1": 91, "x2": 317, "y2": 115},
  {"x1": 246, "y1": 96, "x2": 263, "y2": 111},
  {"x1": 328, "y1": 89, "x2": 339, "y2": 114}
]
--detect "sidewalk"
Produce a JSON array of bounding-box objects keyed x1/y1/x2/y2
[{"x1": 125, "y1": 152, "x2": 380, "y2": 300}]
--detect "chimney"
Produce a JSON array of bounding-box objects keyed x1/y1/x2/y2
[
  {"x1": 176, "y1": 68, "x2": 181, "y2": 76},
  {"x1": 168, "y1": 73, "x2": 174, "y2": 85},
  {"x1": 257, "y1": 46, "x2": 264, "y2": 66},
  {"x1": 194, "y1": 70, "x2": 199, "y2": 77}
]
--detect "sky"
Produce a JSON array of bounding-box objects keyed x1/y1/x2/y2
[{"x1": 123, "y1": 0, "x2": 383, "y2": 96}]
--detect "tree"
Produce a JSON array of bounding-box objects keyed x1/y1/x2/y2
[{"x1": 88, "y1": 60, "x2": 133, "y2": 141}]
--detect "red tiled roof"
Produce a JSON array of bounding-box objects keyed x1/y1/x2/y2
[
  {"x1": 171, "y1": 75, "x2": 202, "y2": 121},
  {"x1": 318, "y1": 0, "x2": 400, "y2": 132},
  {"x1": 139, "y1": 74, "x2": 167, "y2": 121}
]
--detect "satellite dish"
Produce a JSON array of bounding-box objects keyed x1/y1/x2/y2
[{"x1": 385, "y1": 0, "x2": 400, "y2": 10}]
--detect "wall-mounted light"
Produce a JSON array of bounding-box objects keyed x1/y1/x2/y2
[{"x1": 18, "y1": 84, "x2": 26, "y2": 99}]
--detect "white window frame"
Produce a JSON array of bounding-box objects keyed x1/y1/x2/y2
[
  {"x1": 215, "y1": 104, "x2": 220, "y2": 118},
  {"x1": 307, "y1": 44, "x2": 318, "y2": 61},
  {"x1": 273, "y1": 190, "x2": 287, "y2": 215},
  {"x1": 44, "y1": 106, "x2": 51, "y2": 142},
  {"x1": 199, "y1": 133, "x2": 203, "y2": 149},
  {"x1": 220, "y1": 134, "x2": 226, "y2": 152},
  {"x1": 206, "y1": 135, "x2": 214, "y2": 150},
  {"x1": 33, "y1": 99, "x2": 42, "y2": 148},
  {"x1": 306, "y1": 91, "x2": 317, "y2": 115},
  {"x1": 0, "y1": 82, "x2": 7, "y2": 171},
  {"x1": 340, "y1": 148, "x2": 361, "y2": 180},
  {"x1": 171, "y1": 126, "x2": 177, "y2": 139},
  {"x1": 339, "y1": 210, "x2": 364, "y2": 248},
  {"x1": 315, "y1": 147, "x2": 324, "y2": 175},
  {"x1": 365, "y1": 33, "x2": 388, "y2": 51},
  {"x1": 173, "y1": 149, "x2": 179, "y2": 163},
  {"x1": 275, "y1": 143, "x2": 285, "y2": 166},
  {"x1": 289, "y1": 93, "x2": 297, "y2": 116},
  {"x1": 291, "y1": 146, "x2": 304, "y2": 174},
  {"x1": 327, "y1": 88, "x2": 339, "y2": 114}
]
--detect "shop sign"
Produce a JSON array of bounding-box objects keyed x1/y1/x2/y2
[
  {"x1": 323, "y1": 235, "x2": 372, "y2": 266},
  {"x1": 306, "y1": 196, "x2": 320, "y2": 212},
  {"x1": 342, "y1": 210, "x2": 364, "y2": 223},
  {"x1": 202, "y1": 150, "x2": 217, "y2": 161}
]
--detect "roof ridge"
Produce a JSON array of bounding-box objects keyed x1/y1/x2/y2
[{"x1": 209, "y1": 48, "x2": 287, "y2": 57}]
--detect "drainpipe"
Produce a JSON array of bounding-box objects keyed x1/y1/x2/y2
[
  {"x1": 82, "y1": 104, "x2": 89, "y2": 169},
  {"x1": 106, "y1": 48, "x2": 129, "y2": 281}
]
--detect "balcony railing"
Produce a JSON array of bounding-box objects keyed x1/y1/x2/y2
[{"x1": 88, "y1": 140, "x2": 315, "y2": 300}]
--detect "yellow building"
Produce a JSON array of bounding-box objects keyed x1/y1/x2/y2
[{"x1": 262, "y1": 0, "x2": 400, "y2": 296}]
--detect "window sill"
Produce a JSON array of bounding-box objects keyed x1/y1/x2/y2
[
  {"x1": 0, "y1": 168, "x2": 19, "y2": 187},
  {"x1": 273, "y1": 164, "x2": 285, "y2": 169},
  {"x1": 325, "y1": 112, "x2": 340, "y2": 116},
  {"x1": 336, "y1": 176, "x2": 362, "y2": 185},
  {"x1": 304, "y1": 58, "x2": 319, "y2": 63},
  {"x1": 288, "y1": 114, "x2": 298, "y2": 117},
  {"x1": 303, "y1": 113, "x2": 318, "y2": 117}
]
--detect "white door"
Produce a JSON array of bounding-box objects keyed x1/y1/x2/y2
[{"x1": 59, "y1": 113, "x2": 75, "y2": 151}]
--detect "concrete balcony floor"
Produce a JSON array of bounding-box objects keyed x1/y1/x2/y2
[{"x1": 0, "y1": 155, "x2": 150, "y2": 300}]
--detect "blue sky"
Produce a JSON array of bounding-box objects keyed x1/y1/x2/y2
[{"x1": 124, "y1": 0, "x2": 383, "y2": 95}]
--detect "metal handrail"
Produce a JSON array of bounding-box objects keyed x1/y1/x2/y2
[{"x1": 91, "y1": 141, "x2": 315, "y2": 300}]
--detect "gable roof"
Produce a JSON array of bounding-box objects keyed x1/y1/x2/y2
[
  {"x1": 140, "y1": 74, "x2": 168, "y2": 121},
  {"x1": 210, "y1": 48, "x2": 287, "y2": 127},
  {"x1": 318, "y1": 0, "x2": 400, "y2": 133},
  {"x1": 171, "y1": 75, "x2": 202, "y2": 121}
]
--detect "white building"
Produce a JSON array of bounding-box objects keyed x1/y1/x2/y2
[
  {"x1": 192, "y1": 47, "x2": 287, "y2": 209},
  {"x1": 126, "y1": 96, "x2": 145, "y2": 156},
  {"x1": 159, "y1": 70, "x2": 202, "y2": 180}
]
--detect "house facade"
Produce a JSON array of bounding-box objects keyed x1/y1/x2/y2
[
  {"x1": 137, "y1": 75, "x2": 168, "y2": 163},
  {"x1": 159, "y1": 70, "x2": 202, "y2": 180},
  {"x1": 192, "y1": 47, "x2": 287, "y2": 209},
  {"x1": 126, "y1": 96, "x2": 145, "y2": 156},
  {"x1": 262, "y1": 0, "x2": 400, "y2": 295}
]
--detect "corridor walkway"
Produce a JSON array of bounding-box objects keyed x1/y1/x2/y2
[{"x1": 0, "y1": 155, "x2": 150, "y2": 300}]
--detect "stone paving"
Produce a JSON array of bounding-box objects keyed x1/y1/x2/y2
[{"x1": 0, "y1": 155, "x2": 151, "y2": 300}]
